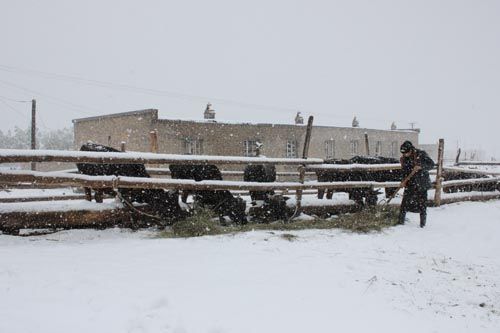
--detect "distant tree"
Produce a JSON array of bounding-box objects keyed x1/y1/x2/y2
[
  {"x1": 40, "y1": 127, "x2": 73, "y2": 150},
  {"x1": 0, "y1": 126, "x2": 73, "y2": 150}
]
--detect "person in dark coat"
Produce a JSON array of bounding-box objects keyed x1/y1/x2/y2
[{"x1": 398, "y1": 141, "x2": 435, "y2": 227}]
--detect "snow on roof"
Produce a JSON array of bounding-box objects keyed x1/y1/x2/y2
[
  {"x1": 72, "y1": 109, "x2": 158, "y2": 123},
  {"x1": 71, "y1": 109, "x2": 417, "y2": 133}
]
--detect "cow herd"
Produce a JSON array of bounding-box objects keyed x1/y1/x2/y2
[
  {"x1": 77, "y1": 142, "x2": 286, "y2": 225},
  {"x1": 442, "y1": 170, "x2": 500, "y2": 193},
  {"x1": 315, "y1": 156, "x2": 403, "y2": 206},
  {"x1": 76, "y1": 143, "x2": 498, "y2": 226}
]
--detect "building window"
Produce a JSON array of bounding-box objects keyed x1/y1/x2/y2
[
  {"x1": 244, "y1": 140, "x2": 259, "y2": 157},
  {"x1": 184, "y1": 137, "x2": 203, "y2": 155},
  {"x1": 350, "y1": 140, "x2": 359, "y2": 155},
  {"x1": 324, "y1": 140, "x2": 335, "y2": 159},
  {"x1": 286, "y1": 140, "x2": 298, "y2": 158},
  {"x1": 390, "y1": 141, "x2": 398, "y2": 157},
  {"x1": 375, "y1": 141, "x2": 382, "y2": 156}
]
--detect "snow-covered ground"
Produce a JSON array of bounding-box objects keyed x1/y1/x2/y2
[{"x1": 1, "y1": 200, "x2": 499, "y2": 332}]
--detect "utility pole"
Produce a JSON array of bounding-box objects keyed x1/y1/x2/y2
[{"x1": 31, "y1": 99, "x2": 36, "y2": 171}]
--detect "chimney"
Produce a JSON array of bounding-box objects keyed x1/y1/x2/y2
[
  {"x1": 295, "y1": 112, "x2": 304, "y2": 125},
  {"x1": 352, "y1": 116, "x2": 359, "y2": 127},
  {"x1": 204, "y1": 103, "x2": 215, "y2": 120}
]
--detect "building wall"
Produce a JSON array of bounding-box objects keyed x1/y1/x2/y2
[
  {"x1": 155, "y1": 120, "x2": 305, "y2": 157},
  {"x1": 73, "y1": 109, "x2": 419, "y2": 161},
  {"x1": 73, "y1": 109, "x2": 158, "y2": 151},
  {"x1": 309, "y1": 126, "x2": 418, "y2": 160}
]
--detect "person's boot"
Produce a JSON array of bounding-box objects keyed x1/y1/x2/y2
[
  {"x1": 398, "y1": 210, "x2": 406, "y2": 225},
  {"x1": 420, "y1": 212, "x2": 426, "y2": 228}
]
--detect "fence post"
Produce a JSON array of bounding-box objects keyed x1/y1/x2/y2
[
  {"x1": 295, "y1": 116, "x2": 314, "y2": 215},
  {"x1": 434, "y1": 138, "x2": 445, "y2": 206},
  {"x1": 149, "y1": 130, "x2": 159, "y2": 168},
  {"x1": 455, "y1": 148, "x2": 461, "y2": 165},
  {"x1": 31, "y1": 99, "x2": 36, "y2": 171},
  {"x1": 364, "y1": 132, "x2": 370, "y2": 156},
  {"x1": 149, "y1": 130, "x2": 158, "y2": 154}
]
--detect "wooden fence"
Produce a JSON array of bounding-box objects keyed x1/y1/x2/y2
[{"x1": 1, "y1": 144, "x2": 500, "y2": 232}]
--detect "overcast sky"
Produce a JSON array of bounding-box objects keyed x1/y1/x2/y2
[{"x1": 0, "y1": 0, "x2": 499, "y2": 157}]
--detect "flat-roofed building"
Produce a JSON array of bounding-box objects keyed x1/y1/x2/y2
[{"x1": 73, "y1": 109, "x2": 419, "y2": 162}]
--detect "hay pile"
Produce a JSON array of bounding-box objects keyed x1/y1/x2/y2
[{"x1": 159, "y1": 206, "x2": 400, "y2": 238}]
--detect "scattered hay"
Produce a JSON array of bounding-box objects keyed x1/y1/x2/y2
[
  {"x1": 162, "y1": 208, "x2": 221, "y2": 238},
  {"x1": 280, "y1": 233, "x2": 298, "y2": 241},
  {"x1": 326, "y1": 206, "x2": 400, "y2": 233},
  {"x1": 157, "y1": 206, "x2": 401, "y2": 238}
]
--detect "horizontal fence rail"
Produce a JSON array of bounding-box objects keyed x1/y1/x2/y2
[
  {"x1": 0, "y1": 170, "x2": 402, "y2": 191},
  {"x1": 46, "y1": 168, "x2": 317, "y2": 177},
  {"x1": 456, "y1": 161, "x2": 500, "y2": 166},
  {"x1": 0, "y1": 149, "x2": 324, "y2": 165},
  {"x1": 443, "y1": 167, "x2": 500, "y2": 176},
  {"x1": 305, "y1": 163, "x2": 401, "y2": 172},
  {"x1": 3, "y1": 170, "x2": 499, "y2": 191},
  {"x1": 440, "y1": 176, "x2": 500, "y2": 188}
]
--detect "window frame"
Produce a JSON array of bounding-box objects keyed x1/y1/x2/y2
[
  {"x1": 324, "y1": 139, "x2": 335, "y2": 159},
  {"x1": 286, "y1": 140, "x2": 298, "y2": 158}
]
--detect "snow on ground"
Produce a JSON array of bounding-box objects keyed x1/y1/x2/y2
[
  {"x1": 1, "y1": 200, "x2": 499, "y2": 333},
  {"x1": 0, "y1": 187, "x2": 77, "y2": 199}
]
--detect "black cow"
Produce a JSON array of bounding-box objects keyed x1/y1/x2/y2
[
  {"x1": 244, "y1": 164, "x2": 276, "y2": 201},
  {"x1": 443, "y1": 171, "x2": 498, "y2": 193},
  {"x1": 316, "y1": 156, "x2": 404, "y2": 206},
  {"x1": 169, "y1": 164, "x2": 247, "y2": 224},
  {"x1": 76, "y1": 142, "x2": 184, "y2": 221},
  {"x1": 244, "y1": 164, "x2": 290, "y2": 221}
]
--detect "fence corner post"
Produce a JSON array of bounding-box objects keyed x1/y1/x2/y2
[
  {"x1": 295, "y1": 116, "x2": 314, "y2": 216},
  {"x1": 434, "y1": 138, "x2": 445, "y2": 206}
]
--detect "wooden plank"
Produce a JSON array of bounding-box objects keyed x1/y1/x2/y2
[
  {"x1": 443, "y1": 167, "x2": 500, "y2": 176},
  {"x1": 0, "y1": 170, "x2": 403, "y2": 191},
  {"x1": 5, "y1": 194, "x2": 499, "y2": 233},
  {"x1": 305, "y1": 164, "x2": 401, "y2": 172},
  {"x1": 430, "y1": 193, "x2": 500, "y2": 206},
  {"x1": 456, "y1": 161, "x2": 500, "y2": 166},
  {"x1": 146, "y1": 168, "x2": 317, "y2": 177},
  {"x1": 0, "y1": 149, "x2": 324, "y2": 165},
  {"x1": 441, "y1": 177, "x2": 500, "y2": 188},
  {"x1": 0, "y1": 208, "x2": 155, "y2": 232},
  {"x1": 0, "y1": 195, "x2": 87, "y2": 203}
]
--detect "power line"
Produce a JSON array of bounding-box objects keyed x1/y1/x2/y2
[
  {"x1": 0, "y1": 94, "x2": 30, "y2": 103},
  {"x1": 0, "y1": 97, "x2": 28, "y2": 119},
  {"x1": 0, "y1": 63, "x2": 299, "y2": 114},
  {"x1": 0, "y1": 64, "x2": 418, "y2": 127},
  {"x1": 0, "y1": 79, "x2": 99, "y2": 117}
]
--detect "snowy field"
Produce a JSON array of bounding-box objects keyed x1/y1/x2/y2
[{"x1": 1, "y1": 200, "x2": 500, "y2": 333}]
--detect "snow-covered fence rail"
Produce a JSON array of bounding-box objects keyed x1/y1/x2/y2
[
  {"x1": 441, "y1": 177, "x2": 500, "y2": 189},
  {"x1": 0, "y1": 149, "x2": 324, "y2": 165},
  {"x1": 2, "y1": 153, "x2": 498, "y2": 194},
  {"x1": 0, "y1": 170, "x2": 401, "y2": 191},
  {"x1": 0, "y1": 194, "x2": 87, "y2": 203},
  {"x1": 304, "y1": 163, "x2": 401, "y2": 172},
  {"x1": 46, "y1": 168, "x2": 317, "y2": 178},
  {"x1": 455, "y1": 161, "x2": 500, "y2": 166},
  {"x1": 443, "y1": 167, "x2": 500, "y2": 176}
]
